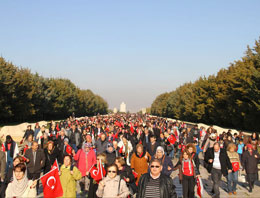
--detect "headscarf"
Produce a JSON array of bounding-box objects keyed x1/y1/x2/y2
[{"x1": 7, "y1": 170, "x2": 29, "y2": 197}]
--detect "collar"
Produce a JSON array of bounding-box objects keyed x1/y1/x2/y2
[{"x1": 150, "y1": 173, "x2": 161, "y2": 180}]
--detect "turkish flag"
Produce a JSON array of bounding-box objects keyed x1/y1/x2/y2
[
  {"x1": 41, "y1": 162, "x2": 63, "y2": 198},
  {"x1": 90, "y1": 160, "x2": 106, "y2": 183},
  {"x1": 196, "y1": 177, "x2": 204, "y2": 198},
  {"x1": 66, "y1": 144, "x2": 72, "y2": 155},
  {"x1": 168, "y1": 134, "x2": 176, "y2": 145},
  {"x1": 119, "y1": 146, "x2": 124, "y2": 154}
]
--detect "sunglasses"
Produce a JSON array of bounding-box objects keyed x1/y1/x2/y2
[
  {"x1": 108, "y1": 170, "x2": 117, "y2": 173},
  {"x1": 150, "y1": 165, "x2": 160, "y2": 168}
]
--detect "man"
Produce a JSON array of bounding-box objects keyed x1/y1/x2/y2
[
  {"x1": 137, "y1": 158, "x2": 177, "y2": 198},
  {"x1": 25, "y1": 141, "x2": 45, "y2": 193},
  {"x1": 95, "y1": 133, "x2": 109, "y2": 155},
  {"x1": 69, "y1": 124, "x2": 81, "y2": 152},
  {"x1": 23, "y1": 125, "x2": 34, "y2": 142},
  {"x1": 204, "y1": 142, "x2": 232, "y2": 198},
  {"x1": 146, "y1": 135, "x2": 160, "y2": 157}
]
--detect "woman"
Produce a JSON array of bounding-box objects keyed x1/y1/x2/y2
[
  {"x1": 226, "y1": 143, "x2": 240, "y2": 195},
  {"x1": 130, "y1": 144, "x2": 151, "y2": 183},
  {"x1": 96, "y1": 164, "x2": 130, "y2": 198},
  {"x1": 242, "y1": 144, "x2": 260, "y2": 193},
  {"x1": 2, "y1": 135, "x2": 19, "y2": 171},
  {"x1": 44, "y1": 141, "x2": 60, "y2": 174},
  {"x1": 186, "y1": 143, "x2": 200, "y2": 176},
  {"x1": 174, "y1": 149, "x2": 199, "y2": 198},
  {"x1": 60, "y1": 155, "x2": 82, "y2": 197},
  {"x1": 5, "y1": 163, "x2": 37, "y2": 198},
  {"x1": 34, "y1": 123, "x2": 41, "y2": 142},
  {"x1": 73, "y1": 142, "x2": 96, "y2": 193},
  {"x1": 88, "y1": 153, "x2": 107, "y2": 198},
  {"x1": 0, "y1": 156, "x2": 25, "y2": 197},
  {"x1": 116, "y1": 157, "x2": 137, "y2": 195},
  {"x1": 152, "y1": 146, "x2": 173, "y2": 176},
  {"x1": 21, "y1": 134, "x2": 34, "y2": 155},
  {"x1": 203, "y1": 133, "x2": 217, "y2": 153}
]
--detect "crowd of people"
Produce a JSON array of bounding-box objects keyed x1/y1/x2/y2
[{"x1": 0, "y1": 113, "x2": 259, "y2": 198}]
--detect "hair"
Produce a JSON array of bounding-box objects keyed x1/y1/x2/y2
[
  {"x1": 227, "y1": 143, "x2": 237, "y2": 152},
  {"x1": 149, "y1": 158, "x2": 162, "y2": 166},
  {"x1": 63, "y1": 154, "x2": 72, "y2": 163},
  {"x1": 97, "y1": 153, "x2": 107, "y2": 164},
  {"x1": 13, "y1": 163, "x2": 26, "y2": 173},
  {"x1": 181, "y1": 149, "x2": 191, "y2": 160},
  {"x1": 107, "y1": 164, "x2": 118, "y2": 174},
  {"x1": 136, "y1": 144, "x2": 143, "y2": 151},
  {"x1": 13, "y1": 156, "x2": 25, "y2": 164},
  {"x1": 115, "y1": 157, "x2": 126, "y2": 166},
  {"x1": 213, "y1": 142, "x2": 220, "y2": 147},
  {"x1": 186, "y1": 143, "x2": 197, "y2": 153}
]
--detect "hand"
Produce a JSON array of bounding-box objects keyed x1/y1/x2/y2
[
  {"x1": 99, "y1": 181, "x2": 105, "y2": 188},
  {"x1": 70, "y1": 170, "x2": 74, "y2": 175},
  {"x1": 208, "y1": 159, "x2": 213, "y2": 163},
  {"x1": 26, "y1": 158, "x2": 30, "y2": 163},
  {"x1": 86, "y1": 171, "x2": 89, "y2": 176},
  {"x1": 196, "y1": 175, "x2": 200, "y2": 178},
  {"x1": 30, "y1": 180, "x2": 37, "y2": 188},
  {"x1": 72, "y1": 150, "x2": 76, "y2": 156},
  {"x1": 255, "y1": 155, "x2": 258, "y2": 158},
  {"x1": 59, "y1": 171, "x2": 61, "y2": 176},
  {"x1": 167, "y1": 166, "x2": 172, "y2": 171},
  {"x1": 228, "y1": 169, "x2": 232, "y2": 173},
  {"x1": 125, "y1": 178, "x2": 130, "y2": 182}
]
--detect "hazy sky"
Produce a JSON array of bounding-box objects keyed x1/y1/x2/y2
[{"x1": 1, "y1": 1, "x2": 260, "y2": 112}]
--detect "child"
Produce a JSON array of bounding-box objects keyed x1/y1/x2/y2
[
  {"x1": 194, "y1": 140, "x2": 202, "y2": 155},
  {"x1": 237, "y1": 139, "x2": 244, "y2": 163}
]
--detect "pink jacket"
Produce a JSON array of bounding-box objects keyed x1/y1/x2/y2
[{"x1": 74, "y1": 149, "x2": 96, "y2": 177}]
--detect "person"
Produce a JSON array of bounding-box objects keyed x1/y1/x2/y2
[
  {"x1": 152, "y1": 146, "x2": 173, "y2": 177},
  {"x1": 137, "y1": 158, "x2": 177, "y2": 198},
  {"x1": 69, "y1": 124, "x2": 81, "y2": 153},
  {"x1": 226, "y1": 143, "x2": 240, "y2": 195},
  {"x1": 43, "y1": 141, "x2": 60, "y2": 173},
  {"x1": 242, "y1": 144, "x2": 260, "y2": 193},
  {"x1": 203, "y1": 133, "x2": 217, "y2": 153},
  {"x1": 95, "y1": 133, "x2": 109, "y2": 155},
  {"x1": 22, "y1": 125, "x2": 34, "y2": 142},
  {"x1": 2, "y1": 135, "x2": 19, "y2": 172},
  {"x1": 130, "y1": 144, "x2": 151, "y2": 183},
  {"x1": 146, "y1": 135, "x2": 160, "y2": 157},
  {"x1": 34, "y1": 123, "x2": 41, "y2": 141},
  {"x1": 96, "y1": 164, "x2": 130, "y2": 198},
  {"x1": 5, "y1": 163, "x2": 37, "y2": 197},
  {"x1": 174, "y1": 149, "x2": 199, "y2": 198},
  {"x1": 60, "y1": 155, "x2": 82, "y2": 197},
  {"x1": 0, "y1": 150, "x2": 6, "y2": 182},
  {"x1": 204, "y1": 142, "x2": 232, "y2": 198},
  {"x1": 105, "y1": 143, "x2": 117, "y2": 165},
  {"x1": 24, "y1": 141, "x2": 45, "y2": 193},
  {"x1": 88, "y1": 153, "x2": 107, "y2": 198},
  {"x1": 186, "y1": 143, "x2": 200, "y2": 176},
  {"x1": 0, "y1": 156, "x2": 24, "y2": 197},
  {"x1": 73, "y1": 142, "x2": 96, "y2": 194},
  {"x1": 21, "y1": 134, "x2": 34, "y2": 155},
  {"x1": 237, "y1": 139, "x2": 244, "y2": 162},
  {"x1": 118, "y1": 135, "x2": 133, "y2": 166},
  {"x1": 115, "y1": 157, "x2": 137, "y2": 195}
]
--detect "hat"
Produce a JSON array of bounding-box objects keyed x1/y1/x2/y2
[
  {"x1": 156, "y1": 146, "x2": 165, "y2": 155},
  {"x1": 64, "y1": 138, "x2": 69, "y2": 143},
  {"x1": 247, "y1": 144, "x2": 253, "y2": 149}
]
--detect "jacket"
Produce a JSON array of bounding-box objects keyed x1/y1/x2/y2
[
  {"x1": 74, "y1": 148, "x2": 96, "y2": 177},
  {"x1": 130, "y1": 151, "x2": 151, "y2": 183},
  {"x1": 60, "y1": 165, "x2": 82, "y2": 198},
  {"x1": 0, "y1": 151, "x2": 6, "y2": 180},
  {"x1": 95, "y1": 139, "x2": 109, "y2": 155},
  {"x1": 204, "y1": 148, "x2": 232, "y2": 176},
  {"x1": 137, "y1": 173, "x2": 177, "y2": 198},
  {"x1": 151, "y1": 155, "x2": 173, "y2": 176},
  {"x1": 24, "y1": 148, "x2": 46, "y2": 174},
  {"x1": 242, "y1": 150, "x2": 260, "y2": 174},
  {"x1": 96, "y1": 175, "x2": 130, "y2": 198}
]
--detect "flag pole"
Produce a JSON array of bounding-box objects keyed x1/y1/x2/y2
[{"x1": 100, "y1": 159, "x2": 103, "y2": 179}]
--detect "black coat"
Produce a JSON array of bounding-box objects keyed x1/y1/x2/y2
[
  {"x1": 146, "y1": 142, "x2": 160, "y2": 157},
  {"x1": 24, "y1": 148, "x2": 46, "y2": 174},
  {"x1": 242, "y1": 150, "x2": 260, "y2": 174},
  {"x1": 105, "y1": 150, "x2": 116, "y2": 165},
  {"x1": 204, "y1": 148, "x2": 232, "y2": 176},
  {"x1": 44, "y1": 147, "x2": 60, "y2": 173},
  {"x1": 118, "y1": 165, "x2": 135, "y2": 184},
  {"x1": 137, "y1": 173, "x2": 177, "y2": 198}
]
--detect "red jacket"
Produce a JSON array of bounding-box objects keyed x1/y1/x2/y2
[{"x1": 74, "y1": 149, "x2": 96, "y2": 177}]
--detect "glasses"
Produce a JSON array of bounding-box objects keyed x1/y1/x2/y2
[
  {"x1": 150, "y1": 165, "x2": 160, "y2": 168},
  {"x1": 108, "y1": 170, "x2": 116, "y2": 173}
]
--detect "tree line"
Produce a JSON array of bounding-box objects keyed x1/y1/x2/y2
[
  {"x1": 0, "y1": 57, "x2": 108, "y2": 123},
  {"x1": 151, "y1": 38, "x2": 260, "y2": 131}
]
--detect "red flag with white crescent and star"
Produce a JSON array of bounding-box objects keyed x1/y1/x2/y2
[{"x1": 41, "y1": 161, "x2": 63, "y2": 197}]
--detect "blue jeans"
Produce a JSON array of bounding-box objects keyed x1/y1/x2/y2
[
  {"x1": 169, "y1": 146, "x2": 175, "y2": 159},
  {"x1": 72, "y1": 144, "x2": 78, "y2": 153},
  {"x1": 227, "y1": 171, "x2": 238, "y2": 193}
]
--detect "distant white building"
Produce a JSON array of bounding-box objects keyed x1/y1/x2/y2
[
  {"x1": 120, "y1": 102, "x2": 126, "y2": 113},
  {"x1": 113, "y1": 108, "x2": 118, "y2": 113},
  {"x1": 141, "y1": 108, "x2": 146, "y2": 114}
]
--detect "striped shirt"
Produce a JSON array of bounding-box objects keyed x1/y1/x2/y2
[{"x1": 145, "y1": 177, "x2": 160, "y2": 198}]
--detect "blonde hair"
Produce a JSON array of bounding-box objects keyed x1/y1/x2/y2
[
  {"x1": 227, "y1": 143, "x2": 237, "y2": 152},
  {"x1": 97, "y1": 153, "x2": 107, "y2": 164}
]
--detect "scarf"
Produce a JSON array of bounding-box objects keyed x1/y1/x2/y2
[
  {"x1": 182, "y1": 159, "x2": 192, "y2": 175},
  {"x1": 7, "y1": 171, "x2": 29, "y2": 197},
  {"x1": 5, "y1": 141, "x2": 15, "y2": 158}
]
